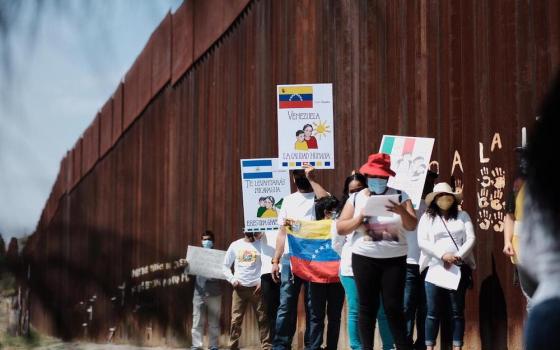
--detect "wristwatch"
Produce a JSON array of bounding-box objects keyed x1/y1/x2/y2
[{"x1": 271, "y1": 258, "x2": 280, "y2": 264}]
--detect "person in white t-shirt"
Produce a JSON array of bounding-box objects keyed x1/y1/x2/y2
[
  {"x1": 223, "y1": 232, "x2": 271, "y2": 350},
  {"x1": 332, "y1": 172, "x2": 395, "y2": 350},
  {"x1": 417, "y1": 182, "x2": 475, "y2": 350},
  {"x1": 270, "y1": 166, "x2": 329, "y2": 350},
  {"x1": 403, "y1": 170, "x2": 438, "y2": 350},
  {"x1": 337, "y1": 153, "x2": 418, "y2": 350}
]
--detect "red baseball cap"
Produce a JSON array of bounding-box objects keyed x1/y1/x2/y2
[{"x1": 359, "y1": 153, "x2": 396, "y2": 177}]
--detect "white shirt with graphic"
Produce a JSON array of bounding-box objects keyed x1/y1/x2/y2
[
  {"x1": 277, "y1": 191, "x2": 316, "y2": 256},
  {"x1": 223, "y1": 238, "x2": 262, "y2": 287},
  {"x1": 351, "y1": 188, "x2": 411, "y2": 259}
]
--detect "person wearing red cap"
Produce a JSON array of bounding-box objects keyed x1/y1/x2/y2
[{"x1": 336, "y1": 153, "x2": 418, "y2": 350}]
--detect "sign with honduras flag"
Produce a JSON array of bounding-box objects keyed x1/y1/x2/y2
[
  {"x1": 240, "y1": 158, "x2": 291, "y2": 232},
  {"x1": 277, "y1": 84, "x2": 335, "y2": 170},
  {"x1": 286, "y1": 219, "x2": 340, "y2": 283},
  {"x1": 379, "y1": 135, "x2": 435, "y2": 209}
]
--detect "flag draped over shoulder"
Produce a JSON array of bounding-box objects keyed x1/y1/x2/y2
[{"x1": 286, "y1": 219, "x2": 340, "y2": 283}]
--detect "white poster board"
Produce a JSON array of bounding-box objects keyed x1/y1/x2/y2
[
  {"x1": 277, "y1": 84, "x2": 335, "y2": 169},
  {"x1": 185, "y1": 245, "x2": 227, "y2": 280},
  {"x1": 425, "y1": 262, "x2": 461, "y2": 290},
  {"x1": 379, "y1": 135, "x2": 435, "y2": 208},
  {"x1": 240, "y1": 158, "x2": 292, "y2": 232}
]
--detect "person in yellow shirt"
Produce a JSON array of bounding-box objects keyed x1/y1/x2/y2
[
  {"x1": 503, "y1": 148, "x2": 536, "y2": 306},
  {"x1": 294, "y1": 130, "x2": 308, "y2": 151}
]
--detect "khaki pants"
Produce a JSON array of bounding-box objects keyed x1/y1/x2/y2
[{"x1": 229, "y1": 285, "x2": 271, "y2": 350}]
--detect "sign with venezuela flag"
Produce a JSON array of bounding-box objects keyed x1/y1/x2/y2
[{"x1": 277, "y1": 84, "x2": 335, "y2": 170}]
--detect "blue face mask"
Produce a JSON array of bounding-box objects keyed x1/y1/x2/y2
[
  {"x1": 202, "y1": 240, "x2": 213, "y2": 249},
  {"x1": 367, "y1": 178, "x2": 388, "y2": 194}
]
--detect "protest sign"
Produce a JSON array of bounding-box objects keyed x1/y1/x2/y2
[
  {"x1": 240, "y1": 158, "x2": 292, "y2": 232},
  {"x1": 185, "y1": 245, "x2": 227, "y2": 280},
  {"x1": 277, "y1": 84, "x2": 335, "y2": 169},
  {"x1": 379, "y1": 135, "x2": 435, "y2": 208}
]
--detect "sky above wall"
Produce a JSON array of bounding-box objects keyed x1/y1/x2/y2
[{"x1": 0, "y1": 0, "x2": 182, "y2": 240}]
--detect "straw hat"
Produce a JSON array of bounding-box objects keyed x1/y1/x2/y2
[{"x1": 425, "y1": 182, "x2": 463, "y2": 206}]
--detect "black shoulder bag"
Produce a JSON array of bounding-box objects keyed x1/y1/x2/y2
[{"x1": 439, "y1": 215, "x2": 473, "y2": 289}]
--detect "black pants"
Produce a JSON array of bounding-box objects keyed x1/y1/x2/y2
[
  {"x1": 307, "y1": 281, "x2": 345, "y2": 350},
  {"x1": 261, "y1": 273, "x2": 280, "y2": 341},
  {"x1": 352, "y1": 253, "x2": 413, "y2": 350}
]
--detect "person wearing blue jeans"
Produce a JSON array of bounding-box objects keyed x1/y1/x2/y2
[
  {"x1": 524, "y1": 298, "x2": 560, "y2": 350},
  {"x1": 271, "y1": 168, "x2": 329, "y2": 350},
  {"x1": 424, "y1": 267, "x2": 470, "y2": 349},
  {"x1": 403, "y1": 264, "x2": 427, "y2": 350},
  {"x1": 417, "y1": 182, "x2": 476, "y2": 350},
  {"x1": 404, "y1": 171, "x2": 435, "y2": 350},
  {"x1": 273, "y1": 258, "x2": 310, "y2": 349}
]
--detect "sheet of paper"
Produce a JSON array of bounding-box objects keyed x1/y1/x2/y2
[
  {"x1": 425, "y1": 262, "x2": 462, "y2": 290},
  {"x1": 363, "y1": 194, "x2": 400, "y2": 217},
  {"x1": 185, "y1": 245, "x2": 227, "y2": 280}
]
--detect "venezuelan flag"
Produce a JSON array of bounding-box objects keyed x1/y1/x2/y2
[
  {"x1": 287, "y1": 219, "x2": 340, "y2": 283},
  {"x1": 278, "y1": 86, "x2": 313, "y2": 109}
]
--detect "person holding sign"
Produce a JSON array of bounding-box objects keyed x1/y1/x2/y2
[
  {"x1": 417, "y1": 182, "x2": 476, "y2": 350},
  {"x1": 336, "y1": 153, "x2": 418, "y2": 350},
  {"x1": 187, "y1": 231, "x2": 223, "y2": 350},
  {"x1": 271, "y1": 166, "x2": 329, "y2": 350},
  {"x1": 223, "y1": 232, "x2": 271, "y2": 350}
]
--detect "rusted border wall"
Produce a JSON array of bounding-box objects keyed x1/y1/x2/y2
[{"x1": 28, "y1": 0, "x2": 560, "y2": 348}]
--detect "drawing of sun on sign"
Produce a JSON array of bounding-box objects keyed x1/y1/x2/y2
[
  {"x1": 379, "y1": 135, "x2": 435, "y2": 209},
  {"x1": 278, "y1": 84, "x2": 335, "y2": 169},
  {"x1": 241, "y1": 158, "x2": 292, "y2": 232}
]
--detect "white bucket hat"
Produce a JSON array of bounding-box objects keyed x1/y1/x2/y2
[{"x1": 425, "y1": 182, "x2": 463, "y2": 206}]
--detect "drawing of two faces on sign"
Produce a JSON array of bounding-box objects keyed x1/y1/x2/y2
[
  {"x1": 393, "y1": 154, "x2": 428, "y2": 183},
  {"x1": 257, "y1": 196, "x2": 284, "y2": 218},
  {"x1": 294, "y1": 124, "x2": 319, "y2": 151}
]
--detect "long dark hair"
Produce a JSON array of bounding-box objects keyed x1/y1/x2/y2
[
  {"x1": 340, "y1": 173, "x2": 367, "y2": 209},
  {"x1": 526, "y1": 71, "x2": 560, "y2": 232},
  {"x1": 426, "y1": 194, "x2": 459, "y2": 220}
]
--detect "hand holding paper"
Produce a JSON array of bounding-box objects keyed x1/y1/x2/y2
[{"x1": 363, "y1": 194, "x2": 400, "y2": 217}]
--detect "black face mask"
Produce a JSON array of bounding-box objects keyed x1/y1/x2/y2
[
  {"x1": 519, "y1": 158, "x2": 528, "y2": 177},
  {"x1": 294, "y1": 177, "x2": 313, "y2": 192}
]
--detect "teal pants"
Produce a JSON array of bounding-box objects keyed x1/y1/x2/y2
[{"x1": 340, "y1": 275, "x2": 395, "y2": 350}]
